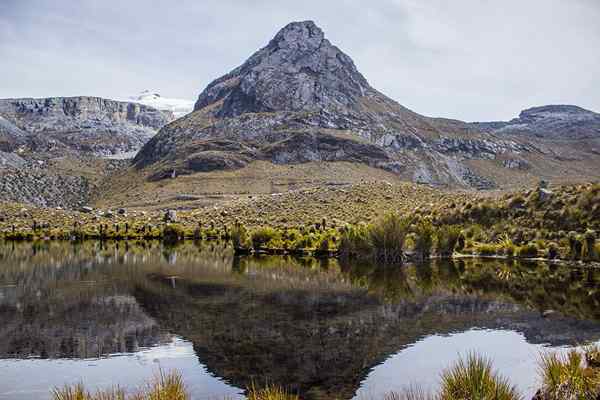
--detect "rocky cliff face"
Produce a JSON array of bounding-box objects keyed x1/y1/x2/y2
[
  {"x1": 136, "y1": 20, "x2": 540, "y2": 189},
  {"x1": 472, "y1": 105, "x2": 600, "y2": 140},
  {"x1": 0, "y1": 96, "x2": 174, "y2": 156}
]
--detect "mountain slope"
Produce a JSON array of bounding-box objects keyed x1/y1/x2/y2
[
  {"x1": 0, "y1": 96, "x2": 174, "y2": 156},
  {"x1": 135, "y1": 20, "x2": 536, "y2": 189},
  {"x1": 473, "y1": 105, "x2": 600, "y2": 140}
]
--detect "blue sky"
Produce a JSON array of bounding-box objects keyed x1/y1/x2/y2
[{"x1": 1, "y1": 0, "x2": 599, "y2": 121}]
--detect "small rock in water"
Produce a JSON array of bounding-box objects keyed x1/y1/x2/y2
[
  {"x1": 80, "y1": 206, "x2": 94, "y2": 213},
  {"x1": 118, "y1": 208, "x2": 127, "y2": 215}
]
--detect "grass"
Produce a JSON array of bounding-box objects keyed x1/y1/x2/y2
[
  {"x1": 368, "y1": 213, "x2": 411, "y2": 262},
  {"x1": 538, "y1": 350, "x2": 600, "y2": 399},
  {"x1": 49, "y1": 349, "x2": 600, "y2": 400},
  {"x1": 2, "y1": 182, "x2": 600, "y2": 263},
  {"x1": 52, "y1": 370, "x2": 187, "y2": 400},
  {"x1": 439, "y1": 353, "x2": 521, "y2": 400},
  {"x1": 247, "y1": 384, "x2": 299, "y2": 400}
]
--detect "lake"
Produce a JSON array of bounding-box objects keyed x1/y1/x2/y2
[{"x1": 1, "y1": 240, "x2": 600, "y2": 399}]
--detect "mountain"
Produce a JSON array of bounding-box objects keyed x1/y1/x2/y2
[
  {"x1": 134, "y1": 20, "x2": 562, "y2": 189},
  {"x1": 472, "y1": 105, "x2": 600, "y2": 140},
  {"x1": 0, "y1": 96, "x2": 174, "y2": 156},
  {"x1": 127, "y1": 90, "x2": 194, "y2": 118}
]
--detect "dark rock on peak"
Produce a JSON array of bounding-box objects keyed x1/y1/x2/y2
[{"x1": 194, "y1": 20, "x2": 370, "y2": 118}]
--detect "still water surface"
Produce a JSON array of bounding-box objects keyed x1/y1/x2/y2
[{"x1": 1, "y1": 241, "x2": 600, "y2": 399}]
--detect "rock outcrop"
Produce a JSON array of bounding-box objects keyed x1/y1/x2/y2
[
  {"x1": 135, "y1": 20, "x2": 533, "y2": 189},
  {"x1": 472, "y1": 105, "x2": 600, "y2": 140},
  {"x1": 0, "y1": 96, "x2": 174, "y2": 156}
]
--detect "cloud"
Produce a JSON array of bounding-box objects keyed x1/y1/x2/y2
[{"x1": 1, "y1": 0, "x2": 599, "y2": 120}]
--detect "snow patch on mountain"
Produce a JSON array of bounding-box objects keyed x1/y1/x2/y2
[{"x1": 127, "y1": 90, "x2": 194, "y2": 118}]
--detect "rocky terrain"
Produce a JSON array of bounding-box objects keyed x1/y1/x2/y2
[
  {"x1": 0, "y1": 96, "x2": 175, "y2": 207},
  {"x1": 473, "y1": 105, "x2": 600, "y2": 140},
  {"x1": 133, "y1": 20, "x2": 600, "y2": 191},
  {"x1": 0, "y1": 96, "x2": 174, "y2": 156}
]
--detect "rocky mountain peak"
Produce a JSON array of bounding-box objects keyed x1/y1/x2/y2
[
  {"x1": 193, "y1": 20, "x2": 371, "y2": 117},
  {"x1": 269, "y1": 20, "x2": 324, "y2": 53}
]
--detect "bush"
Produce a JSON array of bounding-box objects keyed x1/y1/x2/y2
[
  {"x1": 339, "y1": 224, "x2": 371, "y2": 258},
  {"x1": 582, "y1": 230, "x2": 598, "y2": 261},
  {"x1": 368, "y1": 213, "x2": 410, "y2": 262},
  {"x1": 436, "y1": 225, "x2": 461, "y2": 257},
  {"x1": 251, "y1": 227, "x2": 280, "y2": 250},
  {"x1": 231, "y1": 224, "x2": 250, "y2": 249},
  {"x1": 474, "y1": 243, "x2": 498, "y2": 256},
  {"x1": 516, "y1": 243, "x2": 538, "y2": 258},
  {"x1": 162, "y1": 224, "x2": 185, "y2": 244},
  {"x1": 413, "y1": 220, "x2": 434, "y2": 260}
]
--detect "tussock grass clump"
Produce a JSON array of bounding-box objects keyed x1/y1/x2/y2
[
  {"x1": 231, "y1": 223, "x2": 250, "y2": 250},
  {"x1": 162, "y1": 224, "x2": 186, "y2": 244},
  {"x1": 251, "y1": 227, "x2": 280, "y2": 250},
  {"x1": 52, "y1": 371, "x2": 187, "y2": 400},
  {"x1": 436, "y1": 225, "x2": 461, "y2": 257},
  {"x1": 474, "y1": 243, "x2": 498, "y2": 256},
  {"x1": 439, "y1": 353, "x2": 521, "y2": 400},
  {"x1": 247, "y1": 384, "x2": 299, "y2": 400},
  {"x1": 368, "y1": 213, "x2": 410, "y2": 263},
  {"x1": 515, "y1": 243, "x2": 538, "y2": 258},
  {"x1": 339, "y1": 223, "x2": 371, "y2": 258},
  {"x1": 383, "y1": 385, "x2": 434, "y2": 400},
  {"x1": 413, "y1": 220, "x2": 434, "y2": 260},
  {"x1": 538, "y1": 350, "x2": 600, "y2": 399}
]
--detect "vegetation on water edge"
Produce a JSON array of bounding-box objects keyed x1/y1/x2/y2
[
  {"x1": 51, "y1": 348, "x2": 600, "y2": 400},
  {"x1": 1, "y1": 182, "x2": 599, "y2": 263}
]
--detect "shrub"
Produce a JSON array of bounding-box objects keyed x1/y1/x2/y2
[
  {"x1": 368, "y1": 213, "x2": 410, "y2": 262},
  {"x1": 436, "y1": 225, "x2": 461, "y2": 257},
  {"x1": 496, "y1": 233, "x2": 516, "y2": 256},
  {"x1": 413, "y1": 220, "x2": 434, "y2": 260},
  {"x1": 231, "y1": 224, "x2": 250, "y2": 249},
  {"x1": 546, "y1": 242, "x2": 559, "y2": 259},
  {"x1": 454, "y1": 232, "x2": 466, "y2": 253},
  {"x1": 475, "y1": 243, "x2": 498, "y2": 256},
  {"x1": 339, "y1": 224, "x2": 371, "y2": 258},
  {"x1": 516, "y1": 243, "x2": 538, "y2": 258},
  {"x1": 162, "y1": 224, "x2": 185, "y2": 244},
  {"x1": 251, "y1": 227, "x2": 280, "y2": 250},
  {"x1": 582, "y1": 230, "x2": 598, "y2": 261},
  {"x1": 439, "y1": 353, "x2": 521, "y2": 400},
  {"x1": 568, "y1": 231, "x2": 582, "y2": 260},
  {"x1": 538, "y1": 350, "x2": 600, "y2": 399}
]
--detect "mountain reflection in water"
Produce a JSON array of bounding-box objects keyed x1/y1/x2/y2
[{"x1": 1, "y1": 240, "x2": 600, "y2": 400}]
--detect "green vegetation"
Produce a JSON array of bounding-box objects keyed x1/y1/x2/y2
[
  {"x1": 538, "y1": 349, "x2": 600, "y2": 399},
  {"x1": 1, "y1": 182, "x2": 599, "y2": 264},
  {"x1": 439, "y1": 353, "x2": 521, "y2": 400},
  {"x1": 51, "y1": 349, "x2": 600, "y2": 400},
  {"x1": 52, "y1": 370, "x2": 187, "y2": 400}
]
